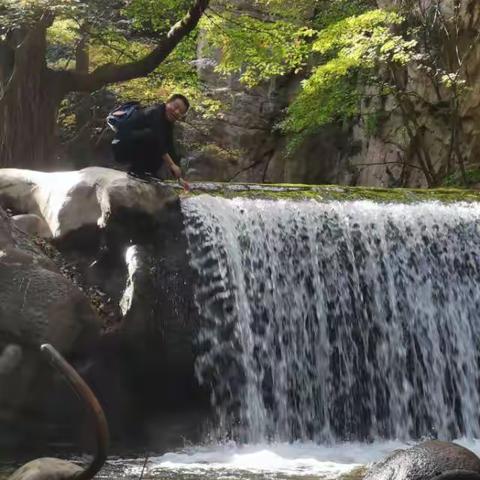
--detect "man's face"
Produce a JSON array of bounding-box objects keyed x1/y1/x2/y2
[{"x1": 165, "y1": 99, "x2": 188, "y2": 123}]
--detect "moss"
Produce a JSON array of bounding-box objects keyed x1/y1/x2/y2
[{"x1": 180, "y1": 181, "x2": 480, "y2": 203}]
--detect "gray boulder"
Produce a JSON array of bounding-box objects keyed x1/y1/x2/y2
[
  {"x1": 0, "y1": 207, "x2": 102, "y2": 425},
  {"x1": 365, "y1": 441, "x2": 480, "y2": 480},
  {"x1": 11, "y1": 213, "x2": 52, "y2": 238},
  {"x1": 0, "y1": 208, "x2": 101, "y2": 351}
]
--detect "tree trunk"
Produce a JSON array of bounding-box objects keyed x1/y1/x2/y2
[
  {"x1": 0, "y1": 15, "x2": 65, "y2": 170},
  {"x1": 0, "y1": 0, "x2": 210, "y2": 169}
]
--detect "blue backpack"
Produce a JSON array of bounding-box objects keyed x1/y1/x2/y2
[{"x1": 106, "y1": 101, "x2": 141, "y2": 133}]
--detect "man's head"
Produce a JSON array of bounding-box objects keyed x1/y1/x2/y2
[{"x1": 165, "y1": 94, "x2": 190, "y2": 123}]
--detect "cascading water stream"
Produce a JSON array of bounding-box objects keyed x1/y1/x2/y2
[{"x1": 181, "y1": 196, "x2": 480, "y2": 444}]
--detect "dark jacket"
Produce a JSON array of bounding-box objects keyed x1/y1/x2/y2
[{"x1": 113, "y1": 103, "x2": 176, "y2": 176}]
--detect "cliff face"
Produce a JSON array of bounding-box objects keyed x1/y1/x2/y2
[
  {"x1": 187, "y1": 0, "x2": 480, "y2": 188},
  {"x1": 351, "y1": 0, "x2": 480, "y2": 188}
]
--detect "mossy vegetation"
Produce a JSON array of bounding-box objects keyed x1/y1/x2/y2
[{"x1": 184, "y1": 182, "x2": 480, "y2": 203}]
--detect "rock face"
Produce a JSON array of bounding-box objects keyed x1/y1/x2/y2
[
  {"x1": 0, "y1": 205, "x2": 102, "y2": 438},
  {"x1": 184, "y1": 44, "x2": 287, "y2": 183},
  {"x1": 0, "y1": 207, "x2": 101, "y2": 352},
  {"x1": 316, "y1": 0, "x2": 480, "y2": 188},
  {"x1": 365, "y1": 441, "x2": 480, "y2": 480},
  {"x1": 185, "y1": 0, "x2": 480, "y2": 187}
]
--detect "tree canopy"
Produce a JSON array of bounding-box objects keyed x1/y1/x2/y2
[{"x1": 0, "y1": 0, "x2": 477, "y2": 185}]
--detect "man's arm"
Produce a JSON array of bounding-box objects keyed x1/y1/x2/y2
[
  {"x1": 161, "y1": 152, "x2": 182, "y2": 179},
  {"x1": 161, "y1": 153, "x2": 190, "y2": 191}
]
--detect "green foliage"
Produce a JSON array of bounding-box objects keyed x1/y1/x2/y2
[
  {"x1": 0, "y1": 0, "x2": 82, "y2": 29},
  {"x1": 281, "y1": 74, "x2": 360, "y2": 153},
  {"x1": 312, "y1": 0, "x2": 377, "y2": 29},
  {"x1": 204, "y1": 0, "x2": 377, "y2": 79},
  {"x1": 280, "y1": 9, "x2": 415, "y2": 151},
  {"x1": 105, "y1": 30, "x2": 221, "y2": 116},
  {"x1": 47, "y1": 17, "x2": 78, "y2": 44},
  {"x1": 123, "y1": 0, "x2": 191, "y2": 34},
  {"x1": 201, "y1": 12, "x2": 313, "y2": 87},
  {"x1": 201, "y1": 2, "x2": 415, "y2": 153},
  {"x1": 312, "y1": 9, "x2": 404, "y2": 57},
  {"x1": 40, "y1": 0, "x2": 216, "y2": 121}
]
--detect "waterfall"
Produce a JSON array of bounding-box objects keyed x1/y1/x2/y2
[{"x1": 182, "y1": 195, "x2": 480, "y2": 444}]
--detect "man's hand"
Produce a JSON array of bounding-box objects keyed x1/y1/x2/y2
[{"x1": 179, "y1": 178, "x2": 191, "y2": 192}]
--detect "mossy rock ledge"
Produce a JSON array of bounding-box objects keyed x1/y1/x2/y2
[{"x1": 177, "y1": 181, "x2": 480, "y2": 203}]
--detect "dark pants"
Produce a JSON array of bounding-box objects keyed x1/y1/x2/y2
[{"x1": 112, "y1": 139, "x2": 161, "y2": 178}]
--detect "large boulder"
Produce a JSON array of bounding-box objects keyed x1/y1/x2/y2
[
  {"x1": 0, "y1": 167, "x2": 177, "y2": 239},
  {"x1": 365, "y1": 441, "x2": 480, "y2": 480},
  {"x1": 0, "y1": 206, "x2": 102, "y2": 439},
  {"x1": 0, "y1": 208, "x2": 101, "y2": 352},
  {"x1": 0, "y1": 168, "x2": 206, "y2": 446}
]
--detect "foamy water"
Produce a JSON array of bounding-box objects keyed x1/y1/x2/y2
[
  {"x1": 119, "y1": 439, "x2": 480, "y2": 478},
  {"x1": 182, "y1": 198, "x2": 480, "y2": 443}
]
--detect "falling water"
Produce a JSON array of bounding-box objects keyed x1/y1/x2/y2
[{"x1": 181, "y1": 196, "x2": 480, "y2": 444}]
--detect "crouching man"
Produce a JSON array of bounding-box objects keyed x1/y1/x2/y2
[{"x1": 111, "y1": 93, "x2": 190, "y2": 190}]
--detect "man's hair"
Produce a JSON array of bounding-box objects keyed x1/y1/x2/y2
[{"x1": 167, "y1": 93, "x2": 190, "y2": 111}]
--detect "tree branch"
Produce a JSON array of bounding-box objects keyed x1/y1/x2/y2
[
  {"x1": 227, "y1": 159, "x2": 263, "y2": 182},
  {"x1": 353, "y1": 161, "x2": 424, "y2": 171},
  {"x1": 61, "y1": 0, "x2": 210, "y2": 94}
]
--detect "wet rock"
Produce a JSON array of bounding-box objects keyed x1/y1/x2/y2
[
  {"x1": 119, "y1": 245, "x2": 156, "y2": 334},
  {"x1": 364, "y1": 441, "x2": 480, "y2": 480},
  {"x1": 11, "y1": 214, "x2": 52, "y2": 239},
  {"x1": 0, "y1": 206, "x2": 102, "y2": 432},
  {"x1": 0, "y1": 344, "x2": 22, "y2": 375}
]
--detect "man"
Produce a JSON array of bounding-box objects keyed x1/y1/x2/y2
[{"x1": 111, "y1": 94, "x2": 190, "y2": 189}]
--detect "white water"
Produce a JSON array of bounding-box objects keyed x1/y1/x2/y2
[
  {"x1": 122, "y1": 439, "x2": 480, "y2": 479},
  {"x1": 182, "y1": 197, "x2": 480, "y2": 444}
]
